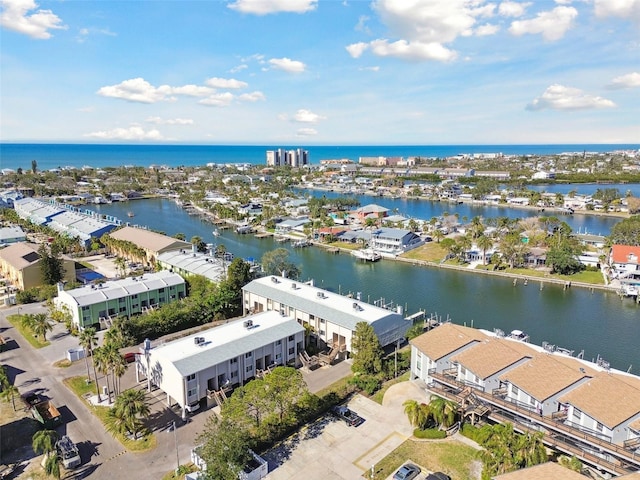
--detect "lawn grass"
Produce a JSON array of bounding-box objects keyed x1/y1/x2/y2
[
  {"x1": 326, "y1": 241, "x2": 361, "y2": 251},
  {"x1": 161, "y1": 463, "x2": 198, "y2": 480},
  {"x1": 6, "y1": 314, "x2": 50, "y2": 349},
  {"x1": 314, "y1": 373, "x2": 355, "y2": 400},
  {"x1": 501, "y1": 268, "x2": 605, "y2": 285},
  {"x1": 63, "y1": 376, "x2": 156, "y2": 452},
  {"x1": 401, "y1": 243, "x2": 447, "y2": 263},
  {"x1": 371, "y1": 372, "x2": 410, "y2": 405},
  {"x1": 53, "y1": 359, "x2": 72, "y2": 368},
  {"x1": 364, "y1": 439, "x2": 479, "y2": 480}
]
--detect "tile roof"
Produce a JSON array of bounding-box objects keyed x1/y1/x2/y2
[
  {"x1": 410, "y1": 323, "x2": 488, "y2": 361},
  {"x1": 500, "y1": 353, "x2": 593, "y2": 401},
  {"x1": 611, "y1": 245, "x2": 640, "y2": 265},
  {"x1": 559, "y1": 372, "x2": 640, "y2": 428},
  {"x1": 492, "y1": 462, "x2": 589, "y2": 479},
  {"x1": 451, "y1": 338, "x2": 533, "y2": 380},
  {"x1": 109, "y1": 226, "x2": 191, "y2": 253}
]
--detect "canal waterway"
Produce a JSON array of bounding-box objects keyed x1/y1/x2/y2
[
  {"x1": 303, "y1": 190, "x2": 622, "y2": 236},
  {"x1": 92, "y1": 198, "x2": 639, "y2": 372}
]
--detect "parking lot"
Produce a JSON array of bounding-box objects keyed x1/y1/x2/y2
[{"x1": 263, "y1": 382, "x2": 428, "y2": 480}]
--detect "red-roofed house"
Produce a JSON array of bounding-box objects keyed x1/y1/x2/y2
[{"x1": 610, "y1": 245, "x2": 640, "y2": 276}]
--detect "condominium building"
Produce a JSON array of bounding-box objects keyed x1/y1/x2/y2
[
  {"x1": 55, "y1": 270, "x2": 186, "y2": 330},
  {"x1": 0, "y1": 242, "x2": 76, "y2": 291},
  {"x1": 266, "y1": 148, "x2": 309, "y2": 167},
  {"x1": 135, "y1": 311, "x2": 305, "y2": 417},
  {"x1": 242, "y1": 276, "x2": 409, "y2": 352}
]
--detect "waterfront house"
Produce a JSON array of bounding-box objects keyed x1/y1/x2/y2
[
  {"x1": 0, "y1": 242, "x2": 76, "y2": 291},
  {"x1": 107, "y1": 226, "x2": 191, "y2": 265},
  {"x1": 610, "y1": 245, "x2": 640, "y2": 277},
  {"x1": 0, "y1": 226, "x2": 27, "y2": 245},
  {"x1": 449, "y1": 337, "x2": 533, "y2": 393},
  {"x1": 135, "y1": 311, "x2": 304, "y2": 416},
  {"x1": 242, "y1": 276, "x2": 409, "y2": 352},
  {"x1": 274, "y1": 217, "x2": 311, "y2": 235},
  {"x1": 410, "y1": 323, "x2": 488, "y2": 385},
  {"x1": 350, "y1": 204, "x2": 389, "y2": 223},
  {"x1": 558, "y1": 372, "x2": 640, "y2": 445},
  {"x1": 55, "y1": 270, "x2": 186, "y2": 330},
  {"x1": 369, "y1": 227, "x2": 423, "y2": 256},
  {"x1": 496, "y1": 353, "x2": 595, "y2": 416}
]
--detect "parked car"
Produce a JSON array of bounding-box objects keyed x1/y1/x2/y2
[
  {"x1": 330, "y1": 405, "x2": 364, "y2": 427},
  {"x1": 393, "y1": 463, "x2": 421, "y2": 480},
  {"x1": 426, "y1": 473, "x2": 451, "y2": 480}
]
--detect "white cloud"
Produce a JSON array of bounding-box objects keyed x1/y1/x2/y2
[
  {"x1": 296, "y1": 127, "x2": 317, "y2": 136},
  {"x1": 509, "y1": 6, "x2": 577, "y2": 41},
  {"x1": 77, "y1": 106, "x2": 95, "y2": 113},
  {"x1": 76, "y1": 26, "x2": 116, "y2": 43},
  {"x1": 205, "y1": 77, "x2": 248, "y2": 89},
  {"x1": 230, "y1": 64, "x2": 248, "y2": 73},
  {"x1": 198, "y1": 92, "x2": 235, "y2": 107},
  {"x1": 607, "y1": 72, "x2": 640, "y2": 89},
  {"x1": 146, "y1": 116, "x2": 194, "y2": 125},
  {"x1": 293, "y1": 109, "x2": 325, "y2": 123},
  {"x1": 369, "y1": 39, "x2": 457, "y2": 62},
  {"x1": 360, "y1": 66, "x2": 380, "y2": 72},
  {"x1": 527, "y1": 84, "x2": 616, "y2": 111},
  {"x1": 594, "y1": 0, "x2": 640, "y2": 23},
  {"x1": 85, "y1": 125, "x2": 165, "y2": 140},
  {"x1": 0, "y1": 0, "x2": 67, "y2": 39},
  {"x1": 238, "y1": 91, "x2": 266, "y2": 102},
  {"x1": 346, "y1": 42, "x2": 369, "y2": 58},
  {"x1": 97, "y1": 78, "x2": 216, "y2": 103},
  {"x1": 355, "y1": 15, "x2": 371, "y2": 34},
  {"x1": 498, "y1": 1, "x2": 531, "y2": 18},
  {"x1": 350, "y1": 0, "x2": 511, "y2": 63},
  {"x1": 268, "y1": 57, "x2": 306, "y2": 73},
  {"x1": 228, "y1": 0, "x2": 317, "y2": 15},
  {"x1": 475, "y1": 23, "x2": 499, "y2": 35}
]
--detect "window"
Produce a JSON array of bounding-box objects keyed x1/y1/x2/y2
[
  {"x1": 231, "y1": 371, "x2": 238, "y2": 378},
  {"x1": 82, "y1": 305, "x2": 90, "y2": 311},
  {"x1": 187, "y1": 388, "x2": 197, "y2": 397},
  {"x1": 596, "y1": 422, "x2": 604, "y2": 432},
  {"x1": 288, "y1": 335, "x2": 294, "y2": 341},
  {"x1": 159, "y1": 288, "x2": 165, "y2": 293},
  {"x1": 529, "y1": 396, "x2": 535, "y2": 406},
  {"x1": 187, "y1": 374, "x2": 195, "y2": 381},
  {"x1": 319, "y1": 330, "x2": 325, "y2": 336},
  {"x1": 246, "y1": 365, "x2": 253, "y2": 373},
  {"x1": 131, "y1": 294, "x2": 138, "y2": 299},
  {"x1": 230, "y1": 357, "x2": 238, "y2": 365},
  {"x1": 460, "y1": 366, "x2": 466, "y2": 376},
  {"x1": 276, "y1": 353, "x2": 281, "y2": 361},
  {"x1": 245, "y1": 352, "x2": 252, "y2": 358},
  {"x1": 108, "y1": 308, "x2": 116, "y2": 316},
  {"x1": 276, "y1": 340, "x2": 282, "y2": 345},
  {"x1": 119, "y1": 297, "x2": 126, "y2": 303},
  {"x1": 512, "y1": 385, "x2": 519, "y2": 396},
  {"x1": 573, "y1": 408, "x2": 581, "y2": 421},
  {"x1": 288, "y1": 347, "x2": 295, "y2": 355},
  {"x1": 320, "y1": 318, "x2": 325, "y2": 324},
  {"x1": 119, "y1": 307, "x2": 126, "y2": 313}
]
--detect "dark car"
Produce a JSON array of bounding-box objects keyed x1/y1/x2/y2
[
  {"x1": 393, "y1": 463, "x2": 421, "y2": 480},
  {"x1": 426, "y1": 473, "x2": 451, "y2": 480},
  {"x1": 330, "y1": 405, "x2": 364, "y2": 427}
]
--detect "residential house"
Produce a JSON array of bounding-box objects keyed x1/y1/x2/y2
[
  {"x1": 274, "y1": 217, "x2": 310, "y2": 235},
  {"x1": 350, "y1": 204, "x2": 389, "y2": 223},
  {"x1": 369, "y1": 227, "x2": 423, "y2": 256},
  {"x1": 135, "y1": 311, "x2": 305, "y2": 417},
  {"x1": 610, "y1": 245, "x2": 640, "y2": 277},
  {"x1": 55, "y1": 270, "x2": 186, "y2": 330}
]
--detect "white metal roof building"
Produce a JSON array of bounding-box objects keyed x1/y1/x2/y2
[
  {"x1": 135, "y1": 311, "x2": 305, "y2": 416},
  {"x1": 242, "y1": 276, "x2": 409, "y2": 352},
  {"x1": 55, "y1": 270, "x2": 186, "y2": 329},
  {"x1": 157, "y1": 248, "x2": 227, "y2": 283}
]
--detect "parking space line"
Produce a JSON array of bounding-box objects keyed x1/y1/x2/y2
[{"x1": 353, "y1": 431, "x2": 407, "y2": 471}]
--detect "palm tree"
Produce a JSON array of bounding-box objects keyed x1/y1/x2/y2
[
  {"x1": 78, "y1": 327, "x2": 99, "y2": 389},
  {"x1": 33, "y1": 430, "x2": 61, "y2": 479},
  {"x1": 29, "y1": 313, "x2": 54, "y2": 342},
  {"x1": 429, "y1": 395, "x2": 458, "y2": 429},
  {"x1": 403, "y1": 399, "x2": 431, "y2": 430},
  {"x1": 476, "y1": 234, "x2": 494, "y2": 266},
  {"x1": 109, "y1": 389, "x2": 150, "y2": 440},
  {"x1": 457, "y1": 235, "x2": 472, "y2": 263},
  {"x1": 93, "y1": 346, "x2": 113, "y2": 404},
  {"x1": 432, "y1": 229, "x2": 444, "y2": 243}
]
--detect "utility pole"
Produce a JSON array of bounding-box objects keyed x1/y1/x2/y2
[{"x1": 169, "y1": 421, "x2": 180, "y2": 473}]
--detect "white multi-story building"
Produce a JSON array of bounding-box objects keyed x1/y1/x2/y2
[
  {"x1": 266, "y1": 148, "x2": 309, "y2": 167},
  {"x1": 242, "y1": 276, "x2": 410, "y2": 352},
  {"x1": 135, "y1": 311, "x2": 305, "y2": 417}
]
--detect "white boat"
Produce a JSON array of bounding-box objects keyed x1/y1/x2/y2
[
  {"x1": 293, "y1": 239, "x2": 310, "y2": 248},
  {"x1": 508, "y1": 329, "x2": 530, "y2": 342},
  {"x1": 236, "y1": 225, "x2": 253, "y2": 234},
  {"x1": 212, "y1": 229, "x2": 220, "y2": 237},
  {"x1": 621, "y1": 284, "x2": 639, "y2": 297},
  {"x1": 351, "y1": 248, "x2": 381, "y2": 262}
]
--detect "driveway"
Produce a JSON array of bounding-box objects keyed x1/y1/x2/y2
[{"x1": 263, "y1": 382, "x2": 427, "y2": 480}]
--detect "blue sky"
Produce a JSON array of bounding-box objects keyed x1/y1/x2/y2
[{"x1": 1, "y1": 0, "x2": 639, "y2": 145}]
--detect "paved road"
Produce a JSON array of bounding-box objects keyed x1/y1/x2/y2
[{"x1": 0, "y1": 302, "x2": 361, "y2": 479}]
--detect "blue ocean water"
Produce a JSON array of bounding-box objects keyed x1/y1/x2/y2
[{"x1": 1, "y1": 143, "x2": 638, "y2": 171}]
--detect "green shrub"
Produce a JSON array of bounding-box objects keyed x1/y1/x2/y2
[
  {"x1": 348, "y1": 374, "x2": 381, "y2": 395},
  {"x1": 413, "y1": 428, "x2": 446, "y2": 439}
]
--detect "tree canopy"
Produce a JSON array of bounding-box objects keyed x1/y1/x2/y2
[
  {"x1": 38, "y1": 243, "x2": 66, "y2": 285},
  {"x1": 261, "y1": 248, "x2": 301, "y2": 280},
  {"x1": 609, "y1": 215, "x2": 640, "y2": 246},
  {"x1": 350, "y1": 322, "x2": 383, "y2": 375}
]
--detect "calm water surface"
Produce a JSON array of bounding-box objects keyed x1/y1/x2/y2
[{"x1": 92, "y1": 198, "x2": 640, "y2": 372}]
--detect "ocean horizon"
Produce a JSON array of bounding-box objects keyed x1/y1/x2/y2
[{"x1": 1, "y1": 143, "x2": 639, "y2": 171}]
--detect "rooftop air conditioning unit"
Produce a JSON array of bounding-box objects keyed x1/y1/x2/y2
[
  {"x1": 271, "y1": 276, "x2": 278, "y2": 283},
  {"x1": 316, "y1": 291, "x2": 324, "y2": 299},
  {"x1": 353, "y1": 302, "x2": 358, "y2": 310},
  {"x1": 243, "y1": 319, "x2": 253, "y2": 328},
  {"x1": 291, "y1": 283, "x2": 296, "y2": 289}
]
